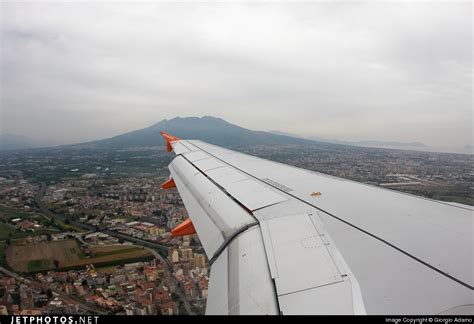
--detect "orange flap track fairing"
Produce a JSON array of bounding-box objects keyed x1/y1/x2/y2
[{"x1": 171, "y1": 218, "x2": 196, "y2": 237}]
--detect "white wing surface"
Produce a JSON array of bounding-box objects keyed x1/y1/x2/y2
[{"x1": 161, "y1": 133, "x2": 473, "y2": 315}]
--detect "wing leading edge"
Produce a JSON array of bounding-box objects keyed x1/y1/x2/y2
[{"x1": 161, "y1": 132, "x2": 473, "y2": 315}]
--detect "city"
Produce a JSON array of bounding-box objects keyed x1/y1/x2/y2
[
  {"x1": 0, "y1": 141, "x2": 472, "y2": 315},
  {"x1": 0, "y1": 148, "x2": 209, "y2": 315}
]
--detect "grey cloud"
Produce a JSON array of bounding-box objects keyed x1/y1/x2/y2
[{"x1": 0, "y1": 1, "x2": 472, "y2": 147}]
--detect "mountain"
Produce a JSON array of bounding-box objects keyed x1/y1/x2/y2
[
  {"x1": 0, "y1": 134, "x2": 37, "y2": 150},
  {"x1": 5, "y1": 117, "x2": 467, "y2": 154},
  {"x1": 76, "y1": 116, "x2": 316, "y2": 149}
]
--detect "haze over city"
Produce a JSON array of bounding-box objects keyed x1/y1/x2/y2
[{"x1": 1, "y1": 1, "x2": 472, "y2": 149}]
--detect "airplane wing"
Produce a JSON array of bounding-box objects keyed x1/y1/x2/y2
[{"x1": 160, "y1": 132, "x2": 473, "y2": 315}]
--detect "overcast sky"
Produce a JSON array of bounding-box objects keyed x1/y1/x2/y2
[{"x1": 1, "y1": 0, "x2": 472, "y2": 147}]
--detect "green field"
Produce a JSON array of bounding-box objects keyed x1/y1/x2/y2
[
  {"x1": 28, "y1": 259, "x2": 55, "y2": 272},
  {"x1": 6, "y1": 239, "x2": 153, "y2": 273}
]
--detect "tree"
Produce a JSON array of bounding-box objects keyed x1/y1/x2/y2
[
  {"x1": 6, "y1": 238, "x2": 11, "y2": 246},
  {"x1": 64, "y1": 219, "x2": 70, "y2": 225}
]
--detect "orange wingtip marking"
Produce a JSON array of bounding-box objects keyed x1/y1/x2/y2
[
  {"x1": 161, "y1": 178, "x2": 176, "y2": 190},
  {"x1": 160, "y1": 131, "x2": 180, "y2": 141},
  {"x1": 160, "y1": 131, "x2": 180, "y2": 152},
  {"x1": 171, "y1": 218, "x2": 196, "y2": 237}
]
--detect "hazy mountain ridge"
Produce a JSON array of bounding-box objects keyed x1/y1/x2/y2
[
  {"x1": 3, "y1": 117, "x2": 470, "y2": 155},
  {"x1": 71, "y1": 116, "x2": 317, "y2": 149}
]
